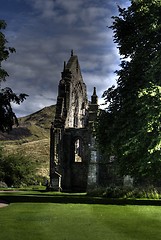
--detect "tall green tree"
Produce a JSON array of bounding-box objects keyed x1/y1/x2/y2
[
  {"x1": 98, "y1": 0, "x2": 161, "y2": 184},
  {"x1": 0, "y1": 20, "x2": 27, "y2": 132}
]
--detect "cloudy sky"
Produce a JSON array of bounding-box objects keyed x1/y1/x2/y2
[{"x1": 1, "y1": 0, "x2": 130, "y2": 117}]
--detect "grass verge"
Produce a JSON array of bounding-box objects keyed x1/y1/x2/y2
[{"x1": 1, "y1": 191, "x2": 161, "y2": 240}]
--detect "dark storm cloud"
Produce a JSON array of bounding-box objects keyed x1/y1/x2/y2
[{"x1": 1, "y1": 0, "x2": 130, "y2": 116}]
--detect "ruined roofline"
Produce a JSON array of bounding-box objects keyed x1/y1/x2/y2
[
  {"x1": 61, "y1": 51, "x2": 84, "y2": 87},
  {"x1": 66, "y1": 55, "x2": 78, "y2": 70},
  {"x1": 62, "y1": 50, "x2": 79, "y2": 72}
]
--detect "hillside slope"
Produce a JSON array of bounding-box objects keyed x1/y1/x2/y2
[
  {"x1": 0, "y1": 105, "x2": 56, "y2": 179},
  {"x1": 0, "y1": 105, "x2": 56, "y2": 141}
]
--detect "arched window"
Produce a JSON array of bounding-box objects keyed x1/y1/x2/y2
[{"x1": 74, "y1": 139, "x2": 82, "y2": 162}]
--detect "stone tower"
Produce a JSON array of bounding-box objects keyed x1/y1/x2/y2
[
  {"x1": 50, "y1": 51, "x2": 99, "y2": 191},
  {"x1": 54, "y1": 50, "x2": 88, "y2": 129}
]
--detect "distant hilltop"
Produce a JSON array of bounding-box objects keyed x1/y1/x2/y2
[{"x1": 0, "y1": 105, "x2": 56, "y2": 141}]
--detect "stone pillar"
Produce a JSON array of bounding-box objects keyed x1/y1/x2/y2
[
  {"x1": 87, "y1": 87, "x2": 99, "y2": 189},
  {"x1": 87, "y1": 134, "x2": 99, "y2": 188},
  {"x1": 49, "y1": 122, "x2": 55, "y2": 187},
  {"x1": 49, "y1": 123, "x2": 62, "y2": 190}
]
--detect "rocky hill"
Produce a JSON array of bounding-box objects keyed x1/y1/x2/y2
[{"x1": 0, "y1": 105, "x2": 56, "y2": 179}]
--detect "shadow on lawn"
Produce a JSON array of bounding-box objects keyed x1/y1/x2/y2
[{"x1": 1, "y1": 192, "x2": 161, "y2": 206}]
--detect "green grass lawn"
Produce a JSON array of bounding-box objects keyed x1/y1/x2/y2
[{"x1": 1, "y1": 192, "x2": 161, "y2": 240}]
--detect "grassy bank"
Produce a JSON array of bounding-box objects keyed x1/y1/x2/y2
[{"x1": 1, "y1": 191, "x2": 161, "y2": 240}]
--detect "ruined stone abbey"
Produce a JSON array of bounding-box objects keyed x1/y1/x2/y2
[{"x1": 49, "y1": 51, "x2": 104, "y2": 192}]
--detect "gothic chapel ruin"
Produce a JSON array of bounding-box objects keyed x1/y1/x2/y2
[{"x1": 50, "y1": 51, "x2": 101, "y2": 192}]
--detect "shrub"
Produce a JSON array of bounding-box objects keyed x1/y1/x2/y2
[
  {"x1": 103, "y1": 186, "x2": 129, "y2": 198},
  {"x1": 87, "y1": 186, "x2": 161, "y2": 199},
  {"x1": 0, "y1": 151, "x2": 36, "y2": 187},
  {"x1": 87, "y1": 186, "x2": 105, "y2": 197}
]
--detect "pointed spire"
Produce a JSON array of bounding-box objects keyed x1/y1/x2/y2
[
  {"x1": 91, "y1": 87, "x2": 98, "y2": 104},
  {"x1": 71, "y1": 49, "x2": 74, "y2": 56},
  {"x1": 61, "y1": 61, "x2": 66, "y2": 78},
  {"x1": 63, "y1": 61, "x2": 66, "y2": 71},
  {"x1": 93, "y1": 87, "x2": 96, "y2": 96}
]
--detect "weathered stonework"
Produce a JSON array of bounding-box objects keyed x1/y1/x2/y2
[{"x1": 50, "y1": 51, "x2": 99, "y2": 191}]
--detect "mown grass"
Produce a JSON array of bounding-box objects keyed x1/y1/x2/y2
[{"x1": 1, "y1": 191, "x2": 161, "y2": 240}]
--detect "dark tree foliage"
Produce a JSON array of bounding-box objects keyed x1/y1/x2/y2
[
  {"x1": 97, "y1": 0, "x2": 161, "y2": 184},
  {"x1": 0, "y1": 20, "x2": 28, "y2": 132}
]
